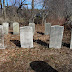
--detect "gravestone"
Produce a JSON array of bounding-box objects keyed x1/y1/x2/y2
[
  {"x1": 3, "y1": 22, "x2": 9, "y2": 34},
  {"x1": 29, "y1": 23, "x2": 35, "y2": 34},
  {"x1": 70, "y1": 29, "x2": 72, "y2": 49},
  {"x1": 0, "y1": 25, "x2": 5, "y2": 49},
  {"x1": 20, "y1": 26, "x2": 33, "y2": 48},
  {"x1": 13, "y1": 22, "x2": 19, "y2": 34},
  {"x1": 45, "y1": 23, "x2": 51, "y2": 35},
  {"x1": 49, "y1": 25, "x2": 64, "y2": 48}
]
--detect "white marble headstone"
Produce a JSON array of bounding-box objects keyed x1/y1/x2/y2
[
  {"x1": 45, "y1": 23, "x2": 51, "y2": 35},
  {"x1": 49, "y1": 25, "x2": 64, "y2": 48},
  {"x1": 29, "y1": 23, "x2": 35, "y2": 35},
  {"x1": 13, "y1": 22, "x2": 19, "y2": 34},
  {"x1": 20, "y1": 26, "x2": 33, "y2": 48},
  {"x1": 70, "y1": 29, "x2": 72, "y2": 49},
  {"x1": 3, "y1": 22, "x2": 9, "y2": 34},
  {"x1": 0, "y1": 25, "x2": 5, "y2": 49}
]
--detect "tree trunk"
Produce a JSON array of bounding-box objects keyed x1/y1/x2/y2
[
  {"x1": 31, "y1": 0, "x2": 34, "y2": 22},
  {"x1": 3, "y1": 0, "x2": 6, "y2": 20}
]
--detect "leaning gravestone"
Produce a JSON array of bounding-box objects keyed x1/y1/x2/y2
[
  {"x1": 70, "y1": 29, "x2": 72, "y2": 49},
  {"x1": 49, "y1": 25, "x2": 64, "y2": 48},
  {"x1": 29, "y1": 23, "x2": 35, "y2": 34},
  {"x1": 0, "y1": 25, "x2": 5, "y2": 49},
  {"x1": 13, "y1": 22, "x2": 19, "y2": 34},
  {"x1": 3, "y1": 22, "x2": 9, "y2": 34},
  {"x1": 20, "y1": 26, "x2": 33, "y2": 48},
  {"x1": 45, "y1": 23, "x2": 51, "y2": 35}
]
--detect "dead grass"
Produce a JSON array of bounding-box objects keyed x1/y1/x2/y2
[{"x1": 0, "y1": 24, "x2": 71, "y2": 72}]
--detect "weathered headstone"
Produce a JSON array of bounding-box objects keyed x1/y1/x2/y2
[
  {"x1": 20, "y1": 26, "x2": 33, "y2": 48},
  {"x1": 70, "y1": 29, "x2": 72, "y2": 49},
  {"x1": 45, "y1": 23, "x2": 51, "y2": 35},
  {"x1": 13, "y1": 22, "x2": 19, "y2": 34},
  {"x1": 3, "y1": 22, "x2": 9, "y2": 34},
  {"x1": 29, "y1": 23, "x2": 35, "y2": 34},
  {"x1": 49, "y1": 25, "x2": 64, "y2": 48},
  {"x1": 0, "y1": 25, "x2": 5, "y2": 49}
]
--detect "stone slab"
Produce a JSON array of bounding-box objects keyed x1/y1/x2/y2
[
  {"x1": 45, "y1": 23, "x2": 51, "y2": 35},
  {"x1": 3, "y1": 22, "x2": 9, "y2": 34},
  {"x1": 49, "y1": 25, "x2": 64, "y2": 48},
  {"x1": 29, "y1": 23, "x2": 35, "y2": 34},
  {"x1": 70, "y1": 29, "x2": 72, "y2": 49},
  {"x1": 20, "y1": 26, "x2": 33, "y2": 48},
  {"x1": 0, "y1": 25, "x2": 5, "y2": 49},
  {"x1": 13, "y1": 22, "x2": 19, "y2": 34}
]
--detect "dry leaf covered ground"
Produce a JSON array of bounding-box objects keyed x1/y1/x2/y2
[{"x1": 0, "y1": 24, "x2": 72, "y2": 72}]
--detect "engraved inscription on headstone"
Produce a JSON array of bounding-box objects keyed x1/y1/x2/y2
[
  {"x1": 20, "y1": 26, "x2": 33, "y2": 48},
  {"x1": 13, "y1": 22, "x2": 19, "y2": 34},
  {"x1": 3, "y1": 22, "x2": 9, "y2": 34},
  {"x1": 45, "y1": 23, "x2": 51, "y2": 35},
  {"x1": 0, "y1": 25, "x2": 5, "y2": 49},
  {"x1": 49, "y1": 25, "x2": 64, "y2": 48}
]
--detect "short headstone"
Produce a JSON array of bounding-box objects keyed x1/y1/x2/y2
[
  {"x1": 49, "y1": 25, "x2": 64, "y2": 48},
  {"x1": 70, "y1": 29, "x2": 72, "y2": 49},
  {"x1": 0, "y1": 25, "x2": 5, "y2": 49},
  {"x1": 29, "y1": 23, "x2": 35, "y2": 34},
  {"x1": 20, "y1": 26, "x2": 33, "y2": 48},
  {"x1": 45, "y1": 23, "x2": 51, "y2": 35},
  {"x1": 13, "y1": 22, "x2": 19, "y2": 34},
  {"x1": 3, "y1": 22, "x2": 9, "y2": 34}
]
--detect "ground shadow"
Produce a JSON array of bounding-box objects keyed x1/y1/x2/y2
[
  {"x1": 62, "y1": 42, "x2": 70, "y2": 48},
  {"x1": 37, "y1": 32, "x2": 44, "y2": 35},
  {"x1": 30, "y1": 61, "x2": 58, "y2": 72},
  {"x1": 10, "y1": 40, "x2": 21, "y2": 47},
  {"x1": 9, "y1": 32, "x2": 13, "y2": 34},
  {"x1": 33, "y1": 39, "x2": 49, "y2": 48}
]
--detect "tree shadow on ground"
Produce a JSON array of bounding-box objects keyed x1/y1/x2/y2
[
  {"x1": 10, "y1": 40, "x2": 21, "y2": 47},
  {"x1": 37, "y1": 32, "x2": 44, "y2": 35},
  {"x1": 33, "y1": 39, "x2": 49, "y2": 48},
  {"x1": 30, "y1": 61, "x2": 58, "y2": 72},
  {"x1": 9, "y1": 32, "x2": 13, "y2": 34},
  {"x1": 62, "y1": 42, "x2": 70, "y2": 48}
]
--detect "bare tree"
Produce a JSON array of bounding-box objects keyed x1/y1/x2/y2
[{"x1": 3, "y1": 0, "x2": 6, "y2": 20}]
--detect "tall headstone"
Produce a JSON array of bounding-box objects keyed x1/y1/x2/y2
[
  {"x1": 20, "y1": 26, "x2": 33, "y2": 48},
  {"x1": 13, "y1": 22, "x2": 19, "y2": 34},
  {"x1": 45, "y1": 23, "x2": 51, "y2": 35},
  {"x1": 29, "y1": 23, "x2": 35, "y2": 34},
  {"x1": 3, "y1": 22, "x2": 9, "y2": 34},
  {"x1": 70, "y1": 29, "x2": 72, "y2": 49},
  {"x1": 0, "y1": 25, "x2": 5, "y2": 49},
  {"x1": 49, "y1": 25, "x2": 64, "y2": 48}
]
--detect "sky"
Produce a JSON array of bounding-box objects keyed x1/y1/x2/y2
[{"x1": 1, "y1": 0, "x2": 43, "y2": 9}]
